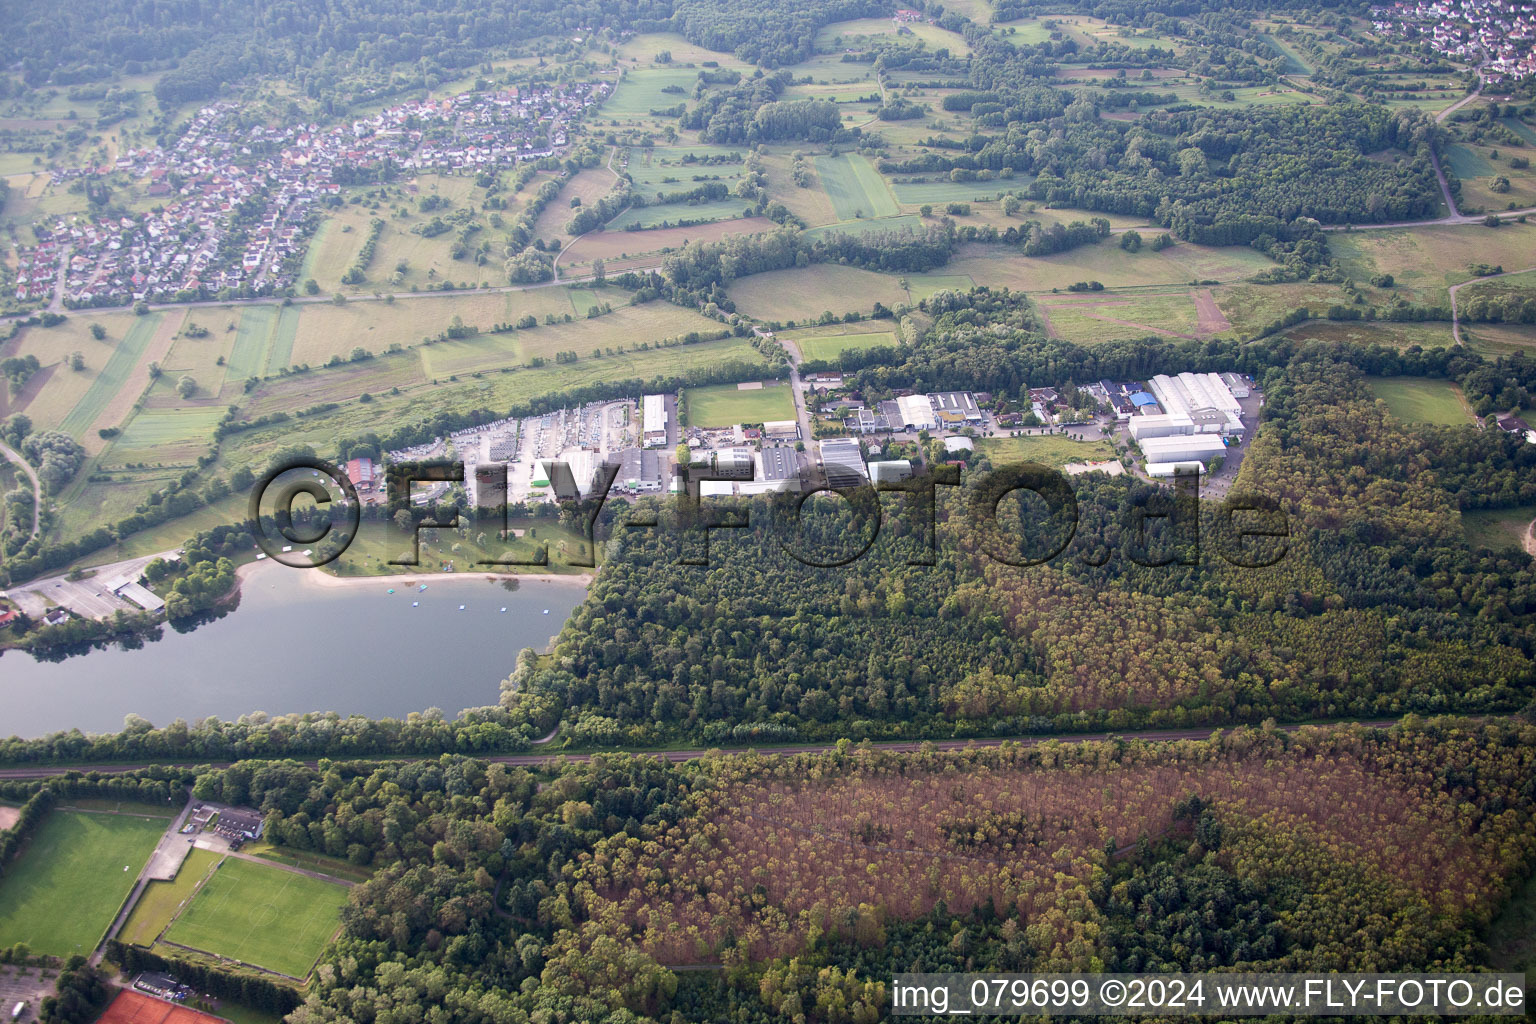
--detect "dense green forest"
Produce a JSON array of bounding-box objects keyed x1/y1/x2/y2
[{"x1": 8, "y1": 719, "x2": 1527, "y2": 1022}]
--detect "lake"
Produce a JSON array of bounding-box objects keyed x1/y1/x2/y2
[{"x1": 0, "y1": 564, "x2": 588, "y2": 739}]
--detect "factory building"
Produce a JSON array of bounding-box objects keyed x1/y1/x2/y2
[
  {"x1": 818, "y1": 437, "x2": 869, "y2": 485},
  {"x1": 1138, "y1": 433, "x2": 1229, "y2": 465},
  {"x1": 1147, "y1": 372, "x2": 1244, "y2": 434},
  {"x1": 642, "y1": 394, "x2": 671, "y2": 448},
  {"x1": 896, "y1": 394, "x2": 938, "y2": 431}
]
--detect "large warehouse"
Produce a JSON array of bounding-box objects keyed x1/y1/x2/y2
[
  {"x1": 642, "y1": 394, "x2": 670, "y2": 448},
  {"x1": 1146, "y1": 372, "x2": 1244, "y2": 434},
  {"x1": 1138, "y1": 433, "x2": 1229, "y2": 465}
]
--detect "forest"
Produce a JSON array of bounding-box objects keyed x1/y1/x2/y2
[
  {"x1": 5, "y1": 719, "x2": 1528, "y2": 1022},
  {"x1": 472, "y1": 287, "x2": 1536, "y2": 747}
]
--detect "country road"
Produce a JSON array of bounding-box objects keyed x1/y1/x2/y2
[
  {"x1": 0, "y1": 439, "x2": 41, "y2": 542},
  {"x1": 0, "y1": 718, "x2": 1415, "y2": 780}
]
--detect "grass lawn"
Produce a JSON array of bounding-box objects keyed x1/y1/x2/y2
[
  {"x1": 1368, "y1": 376, "x2": 1472, "y2": 425},
  {"x1": 792, "y1": 330, "x2": 898, "y2": 361},
  {"x1": 164, "y1": 857, "x2": 349, "y2": 978},
  {"x1": 684, "y1": 382, "x2": 795, "y2": 427},
  {"x1": 1462, "y1": 504, "x2": 1536, "y2": 552},
  {"x1": 977, "y1": 433, "x2": 1119, "y2": 469},
  {"x1": 0, "y1": 810, "x2": 166, "y2": 957},
  {"x1": 814, "y1": 153, "x2": 899, "y2": 220},
  {"x1": 120, "y1": 847, "x2": 222, "y2": 947}
]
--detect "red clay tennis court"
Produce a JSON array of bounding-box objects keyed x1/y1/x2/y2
[{"x1": 96, "y1": 990, "x2": 227, "y2": 1024}]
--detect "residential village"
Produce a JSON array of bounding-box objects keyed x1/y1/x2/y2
[
  {"x1": 11, "y1": 80, "x2": 610, "y2": 308},
  {"x1": 1372, "y1": 0, "x2": 1536, "y2": 83}
]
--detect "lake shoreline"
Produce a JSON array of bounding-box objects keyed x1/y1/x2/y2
[{"x1": 236, "y1": 559, "x2": 596, "y2": 593}]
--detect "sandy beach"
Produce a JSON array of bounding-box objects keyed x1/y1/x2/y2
[{"x1": 237, "y1": 558, "x2": 596, "y2": 592}]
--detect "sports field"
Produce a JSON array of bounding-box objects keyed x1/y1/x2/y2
[
  {"x1": 0, "y1": 809, "x2": 166, "y2": 956},
  {"x1": 163, "y1": 857, "x2": 349, "y2": 978},
  {"x1": 1368, "y1": 376, "x2": 1471, "y2": 425},
  {"x1": 120, "y1": 847, "x2": 222, "y2": 947},
  {"x1": 685, "y1": 382, "x2": 795, "y2": 427},
  {"x1": 814, "y1": 153, "x2": 898, "y2": 220}
]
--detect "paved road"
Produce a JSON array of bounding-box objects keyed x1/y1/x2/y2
[
  {"x1": 777, "y1": 334, "x2": 816, "y2": 449},
  {"x1": 0, "y1": 718, "x2": 1413, "y2": 780},
  {"x1": 1449, "y1": 264, "x2": 1536, "y2": 346},
  {"x1": 0, "y1": 439, "x2": 41, "y2": 541}
]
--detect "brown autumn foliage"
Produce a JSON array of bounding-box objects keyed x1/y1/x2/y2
[{"x1": 569, "y1": 721, "x2": 1536, "y2": 968}]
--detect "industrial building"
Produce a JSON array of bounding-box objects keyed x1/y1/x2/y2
[
  {"x1": 1138, "y1": 433, "x2": 1229, "y2": 465},
  {"x1": 929, "y1": 391, "x2": 983, "y2": 426},
  {"x1": 1147, "y1": 372, "x2": 1244, "y2": 434},
  {"x1": 819, "y1": 437, "x2": 869, "y2": 484},
  {"x1": 896, "y1": 394, "x2": 937, "y2": 431},
  {"x1": 741, "y1": 445, "x2": 803, "y2": 495},
  {"x1": 763, "y1": 419, "x2": 801, "y2": 441},
  {"x1": 868, "y1": 460, "x2": 914, "y2": 485},
  {"x1": 642, "y1": 393, "x2": 673, "y2": 448},
  {"x1": 616, "y1": 447, "x2": 663, "y2": 493},
  {"x1": 1146, "y1": 461, "x2": 1207, "y2": 478}
]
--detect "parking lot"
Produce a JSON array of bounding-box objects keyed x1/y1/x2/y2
[{"x1": 0, "y1": 964, "x2": 56, "y2": 1023}]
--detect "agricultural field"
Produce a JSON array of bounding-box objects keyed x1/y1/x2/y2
[
  {"x1": 888, "y1": 178, "x2": 1012, "y2": 205},
  {"x1": 977, "y1": 433, "x2": 1119, "y2": 469},
  {"x1": 1461, "y1": 504, "x2": 1536, "y2": 552},
  {"x1": 1283, "y1": 319, "x2": 1456, "y2": 350},
  {"x1": 944, "y1": 240, "x2": 1277, "y2": 297},
  {"x1": 119, "y1": 847, "x2": 223, "y2": 947},
  {"x1": 1035, "y1": 289, "x2": 1217, "y2": 343},
  {"x1": 728, "y1": 264, "x2": 911, "y2": 321},
  {"x1": 624, "y1": 145, "x2": 746, "y2": 196},
  {"x1": 787, "y1": 326, "x2": 899, "y2": 362},
  {"x1": 802, "y1": 214, "x2": 922, "y2": 238},
  {"x1": 1463, "y1": 323, "x2": 1536, "y2": 357},
  {"x1": 614, "y1": 33, "x2": 751, "y2": 67},
  {"x1": 107, "y1": 407, "x2": 228, "y2": 466},
  {"x1": 813, "y1": 153, "x2": 899, "y2": 221},
  {"x1": 814, "y1": 17, "x2": 972, "y2": 55},
  {"x1": 57, "y1": 311, "x2": 181, "y2": 440},
  {"x1": 602, "y1": 68, "x2": 700, "y2": 120},
  {"x1": 1329, "y1": 222, "x2": 1536, "y2": 305},
  {"x1": 531, "y1": 166, "x2": 619, "y2": 243},
  {"x1": 163, "y1": 857, "x2": 349, "y2": 978},
  {"x1": 1368, "y1": 376, "x2": 1473, "y2": 426},
  {"x1": 683, "y1": 381, "x2": 795, "y2": 427},
  {"x1": 0, "y1": 311, "x2": 139, "y2": 430},
  {"x1": 0, "y1": 809, "x2": 166, "y2": 957},
  {"x1": 558, "y1": 217, "x2": 779, "y2": 271},
  {"x1": 415, "y1": 301, "x2": 725, "y2": 377},
  {"x1": 605, "y1": 198, "x2": 754, "y2": 230}
]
